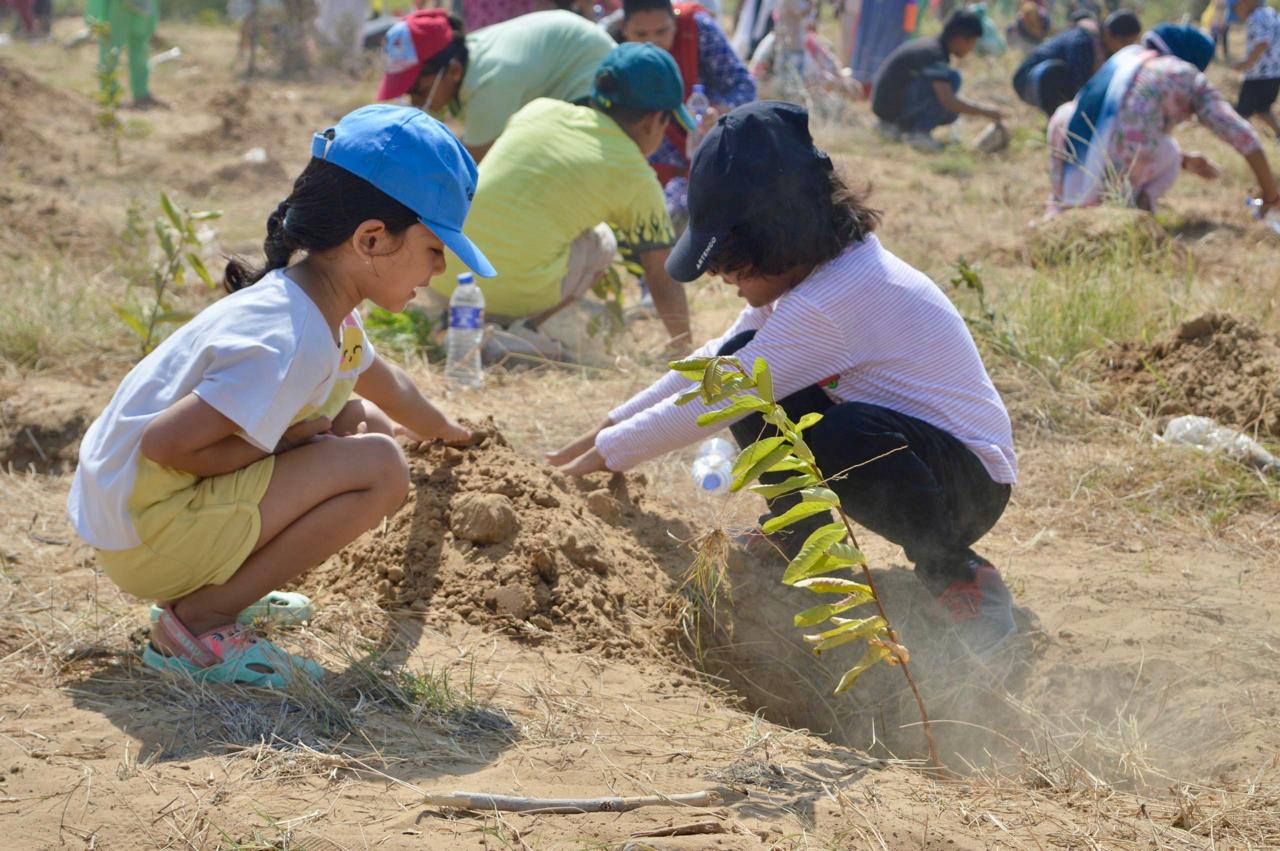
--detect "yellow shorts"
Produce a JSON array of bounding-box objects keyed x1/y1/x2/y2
[{"x1": 96, "y1": 454, "x2": 276, "y2": 602}]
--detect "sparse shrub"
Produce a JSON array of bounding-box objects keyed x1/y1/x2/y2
[{"x1": 115, "y1": 193, "x2": 221, "y2": 354}]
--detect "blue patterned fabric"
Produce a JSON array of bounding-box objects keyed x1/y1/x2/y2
[{"x1": 649, "y1": 12, "x2": 756, "y2": 193}]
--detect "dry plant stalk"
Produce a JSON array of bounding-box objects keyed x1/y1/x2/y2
[
  {"x1": 673, "y1": 354, "x2": 942, "y2": 772},
  {"x1": 421, "y1": 789, "x2": 720, "y2": 814}
]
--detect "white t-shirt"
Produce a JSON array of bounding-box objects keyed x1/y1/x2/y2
[
  {"x1": 68, "y1": 271, "x2": 375, "y2": 550},
  {"x1": 1246, "y1": 6, "x2": 1280, "y2": 80},
  {"x1": 595, "y1": 235, "x2": 1017, "y2": 484}
]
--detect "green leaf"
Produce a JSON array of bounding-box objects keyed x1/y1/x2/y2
[
  {"x1": 781, "y1": 522, "x2": 847, "y2": 585},
  {"x1": 730, "y1": 437, "x2": 790, "y2": 491},
  {"x1": 191, "y1": 210, "x2": 222, "y2": 221},
  {"x1": 827, "y1": 542, "x2": 867, "y2": 567},
  {"x1": 765, "y1": 456, "x2": 811, "y2": 474},
  {"x1": 160, "y1": 192, "x2": 182, "y2": 231},
  {"x1": 790, "y1": 434, "x2": 815, "y2": 463},
  {"x1": 804, "y1": 616, "x2": 886, "y2": 654},
  {"x1": 752, "y1": 357, "x2": 774, "y2": 404},
  {"x1": 833, "y1": 643, "x2": 892, "y2": 694},
  {"x1": 186, "y1": 253, "x2": 214, "y2": 287},
  {"x1": 674, "y1": 388, "x2": 703, "y2": 406},
  {"x1": 800, "y1": 487, "x2": 840, "y2": 507},
  {"x1": 761, "y1": 501, "x2": 833, "y2": 534},
  {"x1": 696, "y1": 395, "x2": 770, "y2": 427},
  {"x1": 748, "y1": 474, "x2": 818, "y2": 500},
  {"x1": 792, "y1": 578, "x2": 873, "y2": 597},
  {"x1": 112, "y1": 304, "x2": 147, "y2": 339},
  {"x1": 154, "y1": 310, "x2": 194, "y2": 324},
  {"x1": 668, "y1": 356, "x2": 713, "y2": 377},
  {"x1": 792, "y1": 589, "x2": 874, "y2": 626},
  {"x1": 153, "y1": 221, "x2": 175, "y2": 256},
  {"x1": 795, "y1": 412, "x2": 823, "y2": 432}
]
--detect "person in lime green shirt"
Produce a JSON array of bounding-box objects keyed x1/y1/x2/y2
[
  {"x1": 86, "y1": 0, "x2": 164, "y2": 108},
  {"x1": 430, "y1": 43, "x2": 694, "y2": 355},
  {"x1": 377, "y1": 8, "x2": 615, "y2": 163}
]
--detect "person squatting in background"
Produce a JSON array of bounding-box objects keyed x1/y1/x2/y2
[
  {"x1": 1232, "y1": 0, "x2": 1280, "y2": 141},
  {"x1": 86, "y1": 0, "x2": 164, "y2": 109},
  {"x1": 68, "y1": 106, "x2": 489, "y2": 688},
  {"x1": 606, "y1": 0, "x2": 756, "y2": 229},
  {"x1": 426, "y1": 43, "x2": 694, "y2": 363},
  {"x1": 1047, "y1": 23, "x2": 1280, "y2": 215},
  {"x1": 1012, "y1": 9, "x2": 1141, "y2": 116},
  {"x1": 871, "y1": 9, "x2": 1006, "y2": 151},
  {"x1": 378, "y1": 8, "x2": 614, "y2": 162},
  {"x1": 549, "y1": 101, "x2": 1020, "y2": 655}
]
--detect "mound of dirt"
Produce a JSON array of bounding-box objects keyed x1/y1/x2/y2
[
  {"x1": 304, "y1": 426, "x2": 686, "y2": 656},
  {"x1": 175, "y1": 86, "x2": 307, "y2": 155},
  {"x1": 0, "y1": 61, "x2": 113, "y2": 253},
  {"x1": 0, "y1": 378, "x2": 110, "y2": 474},
  {"x1": 1095, "y1": 312, "x2": 1280, "y2": 436}
]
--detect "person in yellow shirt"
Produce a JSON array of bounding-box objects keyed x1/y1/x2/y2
[{"x1": 429, "y1": 43, "x2": 694, "y2": 358}]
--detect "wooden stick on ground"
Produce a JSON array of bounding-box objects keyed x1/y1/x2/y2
[{"x1": 420, "y1": 790, "x2": 721, "y2": 814}]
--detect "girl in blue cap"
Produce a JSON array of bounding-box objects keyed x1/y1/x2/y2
[
  {"x1": 1047, "y1": 23, "x2": 1280, "y2": 215},
  {"x1": 67, "y1": 105, "x2": 494, "y2": 688}
]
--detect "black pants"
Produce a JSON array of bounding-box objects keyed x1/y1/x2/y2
[{"x1": 720, "y1": 331, "x2": 1010, "y2": 593}]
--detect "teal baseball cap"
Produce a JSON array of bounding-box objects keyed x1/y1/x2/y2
[
  {"x1": 311, "y1": 104, "x2": 495, "y2": 277},
  {"x1": 590, "y1": 42, "x2": 693, "y2": 133}
]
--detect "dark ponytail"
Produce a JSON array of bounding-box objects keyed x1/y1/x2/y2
[{"x1": 223, "y1": 157, "x2": 419, "y2": 293}]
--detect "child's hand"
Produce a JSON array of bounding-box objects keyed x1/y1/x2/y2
[
  {"x1": 1181, "y1": 153, "x2": 1220, "y2": 180},
  {"x1": 395, "y1": 418, "x2": 473, "y2": 447},
  {"x1": 546, "y1": 417, "x2": 612, "y2": 467},
  {"x1": 554, "y1": 447, "x2": 610, "y2": 477},
  {"x1": 276, "y1": 416, "x2": 332, "y2": 453}
]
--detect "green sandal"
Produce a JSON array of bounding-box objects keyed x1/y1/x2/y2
[
  {"x1": 144, "y1": 605, "x2": 323, "y2": 689},
  {"x1": 149, "y1": 591, "x2": 313, "y2": 627}
]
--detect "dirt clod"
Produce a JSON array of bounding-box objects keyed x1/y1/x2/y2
[
  {"x1": 1096, "y1": 312, "x2": 1280, "y2": 436},
  {"x1": 450, "y1": 492, "x2": 519, "y2": 545}
]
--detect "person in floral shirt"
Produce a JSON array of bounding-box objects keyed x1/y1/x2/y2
[{"x1": 1047, "y1": 24, "x2": 1280, "y2": 216}]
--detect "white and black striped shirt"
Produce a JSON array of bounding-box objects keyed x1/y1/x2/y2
[{"x1": 596, "y1": 235, "x2": 1017, "y2": 483}]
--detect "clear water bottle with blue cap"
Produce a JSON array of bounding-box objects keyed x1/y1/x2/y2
[
  {"x1": 685, "y1": 84, "x2": 710, "y2": 159},
  {"x1": 691, "y1": 437, "x2": 734, "y2": 494},
  {"x1": 445, "y1": 272, "x2": 484, "y2": 388}
]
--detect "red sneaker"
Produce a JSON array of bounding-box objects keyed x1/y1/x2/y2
[{"x1": 937, "y1": 559, "x2": 1016, "y2": 654}]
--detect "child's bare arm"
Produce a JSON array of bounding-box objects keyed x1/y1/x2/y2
[
  {"x1": 139, "y1": 394, "x2": 330, "y2": 477},
  {"x1": 354, "y1": 358, "x2": 471, "y2": 444},
  {"x1": 1234, "y1": 41, "x2": 1269, "y2": 72}
]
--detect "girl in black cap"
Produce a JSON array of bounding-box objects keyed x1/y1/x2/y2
[{"x1": 549, "y1": 100, "x2": 1019, "y2": 654}]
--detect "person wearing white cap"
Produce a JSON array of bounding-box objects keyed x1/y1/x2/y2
[{"x1": 68, "y1": 105, "x2": 492, "y2": 690}]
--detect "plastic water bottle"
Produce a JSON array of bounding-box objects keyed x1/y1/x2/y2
[
  {"x1": 691, "y1": 437, "x2": 735, "y2": 494},
  {"x1": 445, "y1": 272, "x2": 484, "y2": 388},
  {"x1": 1159, "y1": 415, "x2": 1280, "y2": 475},
  {"x1": 1246, "y1": 197, "x2": 1280, "y2": 234},
  {"x1": 685, "y1": 84, "x2": 710, "y2": 159}
]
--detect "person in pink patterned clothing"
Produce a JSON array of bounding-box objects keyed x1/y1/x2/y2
[{"x1": 1047, "y1": 23, "x2": 1280, "y2": 215}]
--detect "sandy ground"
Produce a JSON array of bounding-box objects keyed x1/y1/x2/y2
[{"x1": 2, "y1": 15, "x2": 1280, "y2": 851}]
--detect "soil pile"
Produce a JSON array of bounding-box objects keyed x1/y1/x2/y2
[
  {"x1": 0, "y1": 60, "x2": 113, "y2": 254},
  {"x1": 0, "y1": 378, "x2": 110, "y2": 474},
  {"x1": 304, "y1": 426, "x2": 688, "y2": 656},
  {"x1": 1095, "y1": 312, "x2": 1280, "y2": 436}
]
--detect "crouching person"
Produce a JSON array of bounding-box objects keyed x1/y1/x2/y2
[
  {"x1": 68, "y1": 106, "x2": 489, "y2": 688},
  {"x1": 548, "y1": 101, "x2": 1019, "y2": 653}
]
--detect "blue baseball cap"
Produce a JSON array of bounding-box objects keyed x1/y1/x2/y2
[
  {"x1": 590, "y1": 43, "x2": 694, "y2": 133},
  {"x1": 311, "y1": 104, "x2": 495, "y2": 277}
]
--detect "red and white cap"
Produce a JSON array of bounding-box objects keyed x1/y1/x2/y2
[{"x1": 377, "y1": 9, "x2": 455, "y2": 101}]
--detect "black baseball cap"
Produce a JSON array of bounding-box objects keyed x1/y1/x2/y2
[{"x1": 665, "y1": 101, "x2": 833, "y2": 283}]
